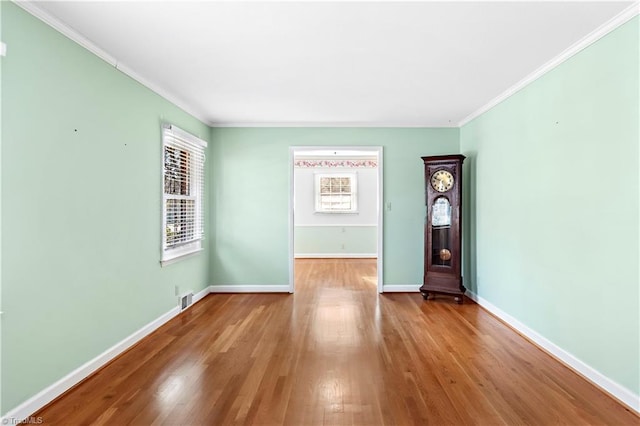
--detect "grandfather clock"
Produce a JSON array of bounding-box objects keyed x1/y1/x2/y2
[{"x1": 420, "y1": 155, "x2": 465, "y2": 303}]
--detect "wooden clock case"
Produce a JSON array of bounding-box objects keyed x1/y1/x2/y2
[{"x1": 420, "y1": 154, "x2": 465, "y2": 303}]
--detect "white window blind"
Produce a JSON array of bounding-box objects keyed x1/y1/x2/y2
[
  {"x1": 161, "y1": 124, "x2": 207, "y2": 265},
  {"x1": 315, "y1": 173, "x2": 358, "y2": 213}
]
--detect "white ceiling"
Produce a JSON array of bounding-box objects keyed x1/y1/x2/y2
[{"x1": 25, "y1": 1, "x2": 637, "y2": 127}]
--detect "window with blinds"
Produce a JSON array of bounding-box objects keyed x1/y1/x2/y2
[
  {"x1": 161, "y1": 124, "x2": 207, "y2": 265},
  {"x1": 314, "y1": 173, "x2": 358, "y2": 213}
]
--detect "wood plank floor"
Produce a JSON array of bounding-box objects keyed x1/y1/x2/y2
[{"x1": 36, "y1": 259, "x2": 637, "y2": 425}]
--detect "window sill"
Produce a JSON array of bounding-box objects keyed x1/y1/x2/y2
[
  {"x1": 160, "y1": 247, "x2": 204, "y2": 267},
  {"x1": 314, "y1": 211, "x2": 359, "y2": 215}
]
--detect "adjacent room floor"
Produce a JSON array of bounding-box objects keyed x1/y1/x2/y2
[{"x1": 36, "y1": 259, "x2": 636, "y2": 425}]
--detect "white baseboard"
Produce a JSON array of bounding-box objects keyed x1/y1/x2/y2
[
  {"x1": 382, "y1": 285, "x2": 420, "y2": 292},
  {"x1": 294, "y1": 224, "x2": 377, "y2": 227},
  {"x1": 1, "y1": 287, "x2": 212, "y2": 423},
  {"x1": 2, "y1": 307, "x2": 179, "y2": 423},
  {"x1": 8, "y1": 284, "x2": 635, "y2": 421},
  {"x1": 209, "y1": 285, "x2": 290, "y2": 293},
  {"x1": 466, "y1": 291, "x2": 640, "y2": 414},
  {"x1": 0, "y1": 283, "x2": 280, "y2": 422},
  {"x1": 192, "y1": 286, "x2": 210, "y2": 303},
  {"x1": 295, "y1": 253, "x2": 377, "y2": 259}
]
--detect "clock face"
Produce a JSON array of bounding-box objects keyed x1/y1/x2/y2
[{"x1": 430, "y1": 170, "x2": 454, "y2": 192}]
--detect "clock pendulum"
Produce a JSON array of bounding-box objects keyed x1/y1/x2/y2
[{"x1": 439, "y1": 249, "x2": 452, "y2": 261}]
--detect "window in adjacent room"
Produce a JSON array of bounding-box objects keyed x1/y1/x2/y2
[
  {"x1": 161, "y1": 124, "x2": 207, "y2": 265},
  {"x1": 315, "y1": 173, "x2": 358, "y2": 213}
]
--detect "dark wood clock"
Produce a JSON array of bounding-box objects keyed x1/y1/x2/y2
[{"x1": 420, "y1": 154, "x2": 465, "y2": 303}]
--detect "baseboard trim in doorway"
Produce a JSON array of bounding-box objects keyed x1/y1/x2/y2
[
  {"x1": 295, "y1": 253, "x2": 377, "y2": 259},
  {"x1": 1, "y1": 286, "x2": 210, "y2": 424},
  {"x1": 191, "y1": 287, "x2": 211, "y2": 304},
  {"x1": 382, "y1": 285, "x2": 420, "y2": 292},
  {"x1": 466, "y1": 291, "x2": 640, "y2": 414},
  {"x1": 209, "y1": 285, "x2": 290, "y2": 293}
]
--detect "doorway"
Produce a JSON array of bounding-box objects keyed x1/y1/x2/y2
[{"x1": 289, "y1": 146, "x2": 383, "y2": 293}]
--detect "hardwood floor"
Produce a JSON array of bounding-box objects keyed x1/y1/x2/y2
[{"x1": 36, "y1": 258, "x2": 637, "y2": 425}]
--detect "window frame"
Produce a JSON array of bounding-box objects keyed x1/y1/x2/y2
[
  {"x1": 314, "y1": 172, "x2": 358, "y2": 214},
  {"x1": 161, "y1": 124, "x2": 207, "y2": 266}
]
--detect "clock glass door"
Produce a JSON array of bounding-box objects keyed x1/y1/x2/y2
[{"x1": 431, "y1": 197, "x2": 452, "y2": 267}]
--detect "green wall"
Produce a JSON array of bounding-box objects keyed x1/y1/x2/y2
[
  {"x1": 1, "y1": 3, "x2": 210, "y2": 413},
  {"x1": 460, "y1": 17, "x2": 639, "y2": 395},
  {"x1": 0, "y1": 1, "x2": 3, "y2": 415},
  {"x1": 3, "y1": 0, "x2": 638, "y2": 417},
  {"x1": 209, "y1": 127, "x2": 459, "y2": 286},
  {"x1": 294, "y1": 226, "x2": 377, "y2": 255}
]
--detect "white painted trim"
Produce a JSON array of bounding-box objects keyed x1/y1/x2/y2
[
  {"x1": 159, "y1": 246, "x2": 204, "y2": 267},
  {"x1": 458, "y1": 1, "x2": 640, "y2": 127},
  {"x1": 289, "y1": 146, "x2": 384, "y2": 294},
  {"x1": 289, "y1": 147, "x2": 296, "y2": 294},
  {"x1": 13, "y1": 1, "x2": 213, "y2": 127},
  {"x1": 15, "y1": 0, "x2": 639, "y2": 131},
  {"x1": 466, "y1": 291, "x2": 640, "y2": 414},
  {"x1": 376, "y1": 147, "x2": 383, "y2": 294},
  {"x1": 313, "y1": 171, "x2": 359, "y2": 213},
  {"x1": 13, "y1": 1, "x2": 116, "y2": 65},
  {"x1": 0, "y1": 287, "x2": 212, "y2": 423},
  {"x1": 382, "y1": 285, "x2": 421, "y2": 293},
  {"x1": 162, "y1": 123, "x2": 208, "y2": 148},
  {"x1": 294, "y1": 224, "x2": 377, "y2": 227},
  {"x1": 209, "y1": 285, "x2": 290, "y2": 293},
  {"x1": 192, "y1": 286, "x2": 210, "y2": 304},
  {"x1": 211, "y1": 122, "x2": 456, "y2": 128},
  {"x1": 295, "y1": 253, "x2": 377, "y2": 259},
  {"x1": 2, "y1": 306, "x2": 176, "y2": 422}
]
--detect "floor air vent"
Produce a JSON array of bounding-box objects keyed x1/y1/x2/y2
[{"x1": 179, "y1": 292, "x2": 194, "y2": 311}]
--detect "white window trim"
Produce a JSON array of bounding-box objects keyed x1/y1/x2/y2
[
  {"x1": 314, "y1": 172, "x2": 358, "y2": 214},
  {"x1": 161, "y1": 124, "x2": 207, "y2": 266}
]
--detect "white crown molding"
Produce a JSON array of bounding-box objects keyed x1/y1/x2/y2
[
  {"x1": 15, "y1": 0, "x2": 638, "y2": 129},
  {"x1": 13, "y1": 0, "x2": 213, "y2": 127},
  {"x1": 466, "y1": 290, "x2": 640, "y2": 414},
  {"x1": 114, "y1": 61, "x2": 212, "y2": 127},
  {"x1": 13, "y1": 1, "x2": 116, "y2": 65},
  {"x1": 458, "y1": 1, "x2": 640, "y2": 127},
  {"x1": 210, "y1": 121, "x2": 457, "y2": 128}
]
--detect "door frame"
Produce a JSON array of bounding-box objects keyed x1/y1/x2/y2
[{"x1": 288, "y1": 146, "x2": 383, "y2": 293}]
